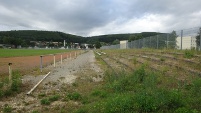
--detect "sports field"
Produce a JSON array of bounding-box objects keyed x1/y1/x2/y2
[
  {"x1": 0, "y1": 49, "x2": 71, "y2": 58},
  {"x1": 0, "y1": 49, "x2": 77, "y2": 76}
]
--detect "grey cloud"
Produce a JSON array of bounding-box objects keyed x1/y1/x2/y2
[{"x1": 0, "y1": 0, "x2": 201, "y2": 36}]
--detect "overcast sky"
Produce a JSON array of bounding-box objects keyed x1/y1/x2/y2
[{"x1": 0, "y1": 0, "x2": 201, "y2": 36}]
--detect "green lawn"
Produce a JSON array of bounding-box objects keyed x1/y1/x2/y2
[{"x1": 0, "y1": 49, "x2": 72, "y2": 58}]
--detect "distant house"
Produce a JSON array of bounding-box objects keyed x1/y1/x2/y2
[
  {"x1": 0, "y1": 44, "x2": 4, "y2": 48},
  {"x1": 0, "y1": 44, "x2": 12, "y2": 48}
]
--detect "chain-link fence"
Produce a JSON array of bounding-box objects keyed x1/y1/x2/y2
[{"x1": 101, "y1": 27, "x2": 201, "y2": 50}]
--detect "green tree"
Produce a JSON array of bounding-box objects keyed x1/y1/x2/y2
[
  {"x1": 112, "y1": 39, "x2": 120, "y2": 45},
  {"x1": 196, "y1": 28, "x2": 201, "y2": 49},
  {"x1": 3, "y1": 37, "x2": 23, "y2": 48},
  {"x1": 95, "y1": 41, "x2": 101, "y2": 49},
  {"x1": 168, "y1": 30, "x2": 177, "y2": 49}
]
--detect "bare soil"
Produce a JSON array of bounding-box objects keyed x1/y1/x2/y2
[{"x1": 0, "y1": 52, "x2": 77, "y2": 77}]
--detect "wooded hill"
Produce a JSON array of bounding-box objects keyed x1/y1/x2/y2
[
  {"x1": 0, "y1": 30, "x2": 85, "y2": 43},
  {"x1": 0, "y1": 30, "x2": 162, "y2": 47},
  {"x1": 87, "y1": 32, "x2": 160, "y2": 44}
]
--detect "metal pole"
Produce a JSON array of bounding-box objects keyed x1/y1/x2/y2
[
  {"x1": 167, "y1": 34, "x2": 169, "y2": 49},
  {"x1": 149, "y1": 36, "x2": 151, "y2": 48},
  {"x1": 75, "y1": 52, "x2": 76, "y2": 58},
  {"x1": 157, "y1": 35, "x2": 159, "y2": 49},
  {"x1": 61, "y1": 55, "x2": 62, "y2": 64},
  {"x1": 54, "y1": 55, "x2": 55, "y2": 67},
  {"x1": 200, "y1": 28, "x2": 201, "y2": 51},
  {"x1": 8, "y1": 63, "x2": 12, "y2": 84},
  {"x1": 70, "y1": 53, "x2": 71, "y2": 59},
  {"x1": 138, "y1": 39, "x2": 140, "y2": 48},
  {"x1": 181, "y1": 30, "x2": 183, "y2": 50},
  {"x1": 40, "y1": 56, "x2": 43, "y2": 73}
]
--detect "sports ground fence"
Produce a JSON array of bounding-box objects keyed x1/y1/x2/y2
[{"x1": 101, "y1": 27, "x2": 201, "y2": 51}]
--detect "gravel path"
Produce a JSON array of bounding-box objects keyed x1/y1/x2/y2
[
  {"x1": 23, "y1": 50, "x2": 100, "y2": 87},
  {"x1": 44, "y1": 50, "x2": 99, "y2": 84}
]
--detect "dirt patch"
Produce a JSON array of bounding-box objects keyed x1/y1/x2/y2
[{"x1": 0, "y1": 52, "x2": 77, "y2": 77}]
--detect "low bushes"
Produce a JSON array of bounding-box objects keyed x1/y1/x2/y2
[
  {"x1": 0, "y1": 71, "x2": 22, "y2": 98},
  {"x1": 40, "y1": 94, "x2": 60, "y2": 105},
  {"x1": 75, "y1": 66, "x2": 201, "y2": 113}
]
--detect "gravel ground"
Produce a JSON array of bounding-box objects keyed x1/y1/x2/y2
[
  {"x1": 0, "y1": 50, "x2": 103, "y2": 112},
  {"x1": 23, "y1": 50, "x2": 99, "y2": 86}
]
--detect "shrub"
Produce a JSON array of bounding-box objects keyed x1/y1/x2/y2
[
  {"x1": 11, "y1": 71, "x2": 22, "y2": 92},
  {"x1": 103, "y1": 94, "x2": 135, "y2": 113},
  {"x1": 38, "y1": 93, "x2": 46, "y2": 98},
  {"x1": 75, "y1": 108, "x2": 88, "y2": 113},
  {"x1": 184, "y1": 50, "x2": 194, "y2": 58},
  {"x1": 3, "y1": 104, "x2": 12, "y2": 113},
  {"x1": 189, "y1": 79, "x2": 201, "y2": 96},
  {"x1": 0, "y1": 71, "x2": 22, "y2": 98},
  {"x1": 32, "y1": 110, "x2": 40, "y2": 113},
  {"x1": 40, "y1": 98, "x2": 50, "y2": 105},
  {"x1": 134, "y1": 91, "x2": 158, "y2": 112},
  {"x1": 175, "y1": 107, "x2": 198, "y2": 113},
  {"x1": 49, "y1": 94, "x2": 60, "y2": 102},
  {"x1": 91, "y1": 90, "x2": 107, "y2": 98},
  {"x1": 67, "y1": 92, "x2": 82, "y2": 101}
]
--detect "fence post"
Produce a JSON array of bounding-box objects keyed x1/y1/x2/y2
[
  {"x1": 157, "y1": 35, "x2": 159, "y2": 49},
  {"x1": 8, "y1": 63, "x2": 12, "y2": 84},
  {"x1": 181, "y1": 30, "x2": 183, "y2": 50},
  {"x1": 53, "y1": 55, "x2": 55, "y2": 67},
  {"x1": 138, "y1": 39, "x2": 140, "y2": 48},
  {"x1": 61, "y1": 55, "x2": 62, "y2": 64},
  {"x1": 40, "y1": 55, "x2": 43, "y2": 73},
  {"x1": 149, "y1": 36, "x2": 151, "y2": 48},
  {"x1": 200, "y1": 28, "x2": 201, "y2": 51},
  {"x1": 166, "y1": 34, "x2": 169, "y2": 49}
]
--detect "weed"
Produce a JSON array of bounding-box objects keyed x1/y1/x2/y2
[
  {"x1": 32, "y1": 110, "x2": 40, "y2": 113},
  {"x1": 11, "y1": 71, "x2": 22, "y2": 92},
  {"x1": 184, "y1": 50, "x2": 194, "y2": 58},
  {"x1": 72, "y1": 82, "x2": 78, "y2": 87},
  {"x1": 132, "y1": 57, "x2": 137, "y2": 64},
  {"x1": 3, "y1": 104, "x2": 12, "y2": 113},
  {"x1": 66, "y1": 92, "x2": 82, "y2": 101},
  {"x1": 40, "y1": 98, "x2": 50, "y2": 105},
  {"x1": 0, "y1": 71, "x2": 22, "y2": 98},
  {"x1": 175, "y1": 107, "x2": 198, "y2": 113},
  {"x1": 49, "y1": 94, "x2": 60, "y2": 102},
  {"x1": 75, "y1": 108, "x2": 88, "y2": 113},
  {"x1": 134, "y1": 65, "x2": 146, "y2": 83},
  {"x1": 103, "y1": 94, "x2": 135, "y2": 113},
  {"x1": 160, "y1": 57, "x2": 165, "y2": 61},
  {"x1": 81, "y1": 96, "x2": 90, "y2": 104},
  {"x1": 91, "y1": 90, "x2": 107, "y2": 98},
  {"x1": 38, "y1": 93, "x2": 46, "y2": 98}
]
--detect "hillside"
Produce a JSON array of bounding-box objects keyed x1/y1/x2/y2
[
  {"x1": 87, "y1": 32, "x2": 162, "y2": 44},
  {"x1": 0, "y1": 30, "x2": 85, "y2": 43},
  {"x1": 0, "y1": 30, "x2": 162, "y2": 48}
]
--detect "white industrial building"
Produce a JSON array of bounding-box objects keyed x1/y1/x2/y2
[
  {"x1": 176, "y1": 36, "x2": 197, "y2": 49},
  {"x1": 120, "y1": 40, "x2": 128, "y2": 49}
]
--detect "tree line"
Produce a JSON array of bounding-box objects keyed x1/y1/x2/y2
[{"x1": 0, "y1": 30, "x2": 165, "y2": 49}]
